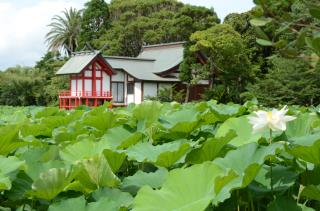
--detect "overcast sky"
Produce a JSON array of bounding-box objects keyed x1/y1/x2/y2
[{"x1": 0, "y1": 0, "x2": 254, "y2": 70}]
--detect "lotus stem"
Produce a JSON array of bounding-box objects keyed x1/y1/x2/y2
[
  {"x1": 237, "y1": 190, "x2": 240, "y2": 211},
  {"x1": 297, "y1": 185, "x2": 305, "y2": 203},
  {"x1": 269, "y1": 129, "x2": 274, "y2": 196}
]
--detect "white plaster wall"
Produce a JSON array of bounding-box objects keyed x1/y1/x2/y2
[
  {"x1": 77, "y1": 79, "x2": 82, "y2": 95},
  {"x1": 84, "y1": 70, "x2": 92, "y2": 77},
  {"x1": 84, "y1": 80, "x2": 92, "y2": 94},
  {"x1": 96, "y1": 80, "x2": 101, "y2": 95},
  {"x1": 127, "y1": 94, "x2": 134, "y2": 104},
  {"x1": 128, "y1": 75, "x2": 134, "y2": 81},
  {"x1": 112, "y1": 70, "x2": 125, "y2": 81},
  {"x1": 71, "y1": 80, "x2": 77, "y2": 96},
  {"x1": 102, "y1": 72, "x2": 110, "y2": 92},
  {"x1": 143, "y1": 82, "x2": 158, "y2": 98},
  {"x1": 124, "y1": 73, "x2": 128, "y2": 104},
  {"x1": 134, "y1": 82, "x2": 142, "y2": 104}
]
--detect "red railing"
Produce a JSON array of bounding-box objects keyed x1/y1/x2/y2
[{"x1": 59, "y1": 90, "x2": 112, "y2": 98}]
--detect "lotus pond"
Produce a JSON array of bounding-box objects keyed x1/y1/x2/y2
[{"x1": 0, "y1": 101, "x2": 319, "y2": 210}]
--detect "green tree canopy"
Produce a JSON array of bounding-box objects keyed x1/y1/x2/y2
[
  {"x1": 0, "y1": 67, "x2": 45, "y2": 106},
  {"x1": 188, "y1": 24, "x2": 253, "y2": 102},
  {"x1": 179, "y1": 44, "x2": 208, "y2": 102},
  {"x1": 243, "y1": 55, "x2": 320, "y2": 106},
  {"x1": 79, "y1": 0, "x2": 110, "y2": 49},
  {"x1": 94, "y1": 0, "x2": 220, "y2": 57}
]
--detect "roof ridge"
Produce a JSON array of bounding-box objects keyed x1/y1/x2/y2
[
  {"x1": 142, "y1": 41, "x2": 186, "y2": 49},
  {"x1": 71, "y1": 50, "x2": 100, "y2": 57},
  {"x1": 104, "y1": 55, "x2": 155, "y2": 61}
]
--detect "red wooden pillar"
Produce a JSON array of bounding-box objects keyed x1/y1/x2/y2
[
  {"x1": 100, "y1": 78, "x2": 103, "y2": 96},
  {"x1": 82, "y1": 72, "x2": 85, "y2": 97},
  {"x1": 92, "y1": 62, "x2": 96, "y2": 97},
  {"x1": 63, "y1": 98, "x2": 66, "y2": 109},
  {"x1": 94, "y1": 99, "x2": 97, "y2": 107}
]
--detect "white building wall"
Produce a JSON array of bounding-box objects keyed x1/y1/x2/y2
[
  {"x1": 127, "y1": 94, "x2": 134, "y2": 104},
  {"x1": 71, "y1": 80, "x2": 76, "y2": 96},
  {"x1": 84, "y1": 80, "x2": 92, "y2": 94},
  {"x1": 124, "y1": 73, "x2": 128, "y2": 104},
  {"x1": 96, "y1": 80, "x2": 101, "y2": 95},
  {"x1": 84, "y1": 70, "x2": 92, "y2": 77},
  {"x1": 143, "y1": 82, "x2": 158, "y2": 98},
  {"x1": 77, "y1": 79, "x2": 82, "y2": 95},
  {"x1": 102, "y1": 72, "x2": 110, "y2": 92},
  {"x1": 134, "y1": 82, "x2": 142, "y2": 104}
]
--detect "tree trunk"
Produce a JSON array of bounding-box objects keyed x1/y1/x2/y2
[
  {"x1": 185, "y1": 84, "x2": 190, "y2": 103},
  {"x1": 209, "y1": 73, "x2": 214, "y2": 89},
  {"x1": 209, "y1": 60, "x2": 216, "y2": 89}
]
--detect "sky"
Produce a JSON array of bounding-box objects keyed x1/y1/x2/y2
[{"x1": 0, "y1": 0, "x2": 255, "y2": 70}]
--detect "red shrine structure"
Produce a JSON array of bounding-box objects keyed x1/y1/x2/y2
[{"x1": 57, "y1": 51, "x2": 113, "y2": 109}]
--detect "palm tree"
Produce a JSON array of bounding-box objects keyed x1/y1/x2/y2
[{"x1": 46, "y1": 8, "x2": 82, "y2": 56}]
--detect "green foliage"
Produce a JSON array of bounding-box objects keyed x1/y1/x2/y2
[
  {"x1": 126, "y1": 140, "x2": 190, "y2": 167},
  {"x1": 0, "y1": 67, "x2": 46, "y2": 106},
  {"x1": 78, "y1": 0, "x2": 110, "y2": 49},
  {"x1": 120, "y1": 168, "x2": 168, "y2": 194},
  {"x1": 179, "y1": 43, "x2": 208, "y2": 102},
  {"x1": 95, "y1": 0, "x2": 219, "y2": 57},
  {"x1": 243, "y1": 56, "x2": 320, "y2": 106},
  {"x1": 133, "y1": 162, "x2": 226, "y2": 211},
  {"x1": 146, "y1": 86, "x2": 186, "y2": 103},
  {"x1": 48, "y1": 195, "x2": 124, "y2": 211},
  {"x1": 0, "y1": 53, "x2": 67, "y2": 107},
  {"x1": 0, "y1": 156, "x2": 25, "y2": 191},
  {"x1": 0, "y1": 102, "x2": 318, "y2": 210},
  {"x1": 74, "y1": 154, "x2": 120, "y2": 189},
  {"x1": 188, "y1": 24, "x2": 254, "y2": 102},
  {"x1": 30, "y1": 168, "x2": 73, "y2": 201},
  {"x1": 0, "y1": 125, "x2": 28, "y2": 155},
  {"x1": 239, "y1": 0, "x2": 320, "y2": 106}
]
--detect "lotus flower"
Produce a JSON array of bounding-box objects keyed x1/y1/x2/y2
[{"x1": 248, "y1": 106, "x2": 296, "y2": 133}]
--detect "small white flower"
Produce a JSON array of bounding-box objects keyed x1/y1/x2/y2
[{"x1": 248, "y1": 106, "x2": 296, "y2": 133}]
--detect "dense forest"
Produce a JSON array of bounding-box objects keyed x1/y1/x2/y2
[{"x1": 1, "y1": 0, "x2": 320, "y2": 107}]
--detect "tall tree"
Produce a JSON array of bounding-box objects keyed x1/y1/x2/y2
[
  {"x1": 79, "y1": 0, "x2": 110, "y2": 49},
  {"x1": 224, "y1": 11, "x2": 267, "y2": 76},
  {"x1": 179, "y1": 45, "x2": 208, "y2": 102},
  {"x1": 46, "y1": 8, "x2": 82, "y2": 56},
  {"x1": 188, "y1": 24, "x2": 253, "y2": 102}
]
